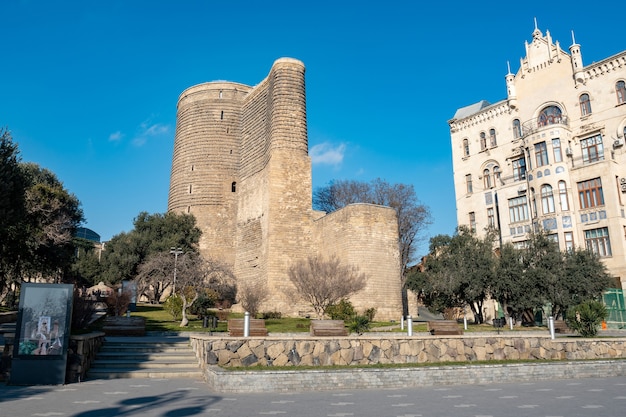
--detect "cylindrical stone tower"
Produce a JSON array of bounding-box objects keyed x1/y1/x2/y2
[{"x1": 168, "y1": 81, "x2": 252, "y2": 265}]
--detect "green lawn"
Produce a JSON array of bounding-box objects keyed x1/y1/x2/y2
[{"x1": 116, "y1": 304, "x2": 547, "y2": 334}]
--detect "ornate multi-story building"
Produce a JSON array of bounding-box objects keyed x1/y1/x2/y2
[
  {"x1": 168, "y1": 58, "x2": 403, "y2": 320},
  {"x1": 449, "y1": 24, "x2": 626, "y2": 290}
]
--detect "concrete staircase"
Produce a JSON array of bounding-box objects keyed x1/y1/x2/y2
[{"x1": 87, "y1": 335, "x2": 203, "y2": 379}]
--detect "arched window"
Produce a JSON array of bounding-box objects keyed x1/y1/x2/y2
[
  {"x1": 480, "y1": 132, "x2": 487, "y2": 150},
  {"x1": 463, "y1": 138, "x2": 470, "y2": 156},
  {"x1": 541, "y1": 184, "x2": 555, "y2": 214},
  {"x1": 231, "y1": 182, "x2": 237, "y2": 192},
  {"x1": 580, "y1": 93, "x2": 592, "y2": 116},
  {"x1": 617, "y1": 81, "x2": 626, "y2": 104},
  {"x1": 493, "y1": 166, "x2": 501, "y2": 184},
  {"x1": 558, "y1": 180, "x2": 569, "y2": 211},
  {"x1": 513, "y1": 119, "x2": 522, "y2": 139},
  {"x1": 489, "y1": 128, "x2": 497, "y2": 147},
  {"x1": 483, "y1": 168, "x2": 492, "y2": 189},
  {"x1": 538, "y1": 106, "x2": 563, "y2": 127}
]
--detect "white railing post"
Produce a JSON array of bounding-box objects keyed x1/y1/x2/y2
[
  {"x1": 244, "y1": 311, "x2": 250, "y2": 337},
  {"x1": 548, "y1": 316, "x2": 555, "y2": 340},
  {"x1": 407, "y1": 315, "x2": 413, "y2": 336}
]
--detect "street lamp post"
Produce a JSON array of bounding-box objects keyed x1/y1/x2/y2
[{"x1": 170, "y1": 247, "x2": 183, "y2": 295}]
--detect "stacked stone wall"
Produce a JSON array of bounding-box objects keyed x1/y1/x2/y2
[{"x1": 189, "y1": 334, "x2": 626, "y2": 369}]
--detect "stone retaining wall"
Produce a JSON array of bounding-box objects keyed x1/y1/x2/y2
[
  {"x1": 189, "y1": 334, "x2": 626, "y2": 368},
  {"x1": 206, "y1": 360, "x2": 626, "y2": 393}
]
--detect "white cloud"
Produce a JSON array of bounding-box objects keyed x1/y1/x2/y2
[
  {"x1": 132, "y1": 121, "x2": 171, "y2": 147},
  {"x1": 108, "y1": 131, "x2": 123, "y2": 142},
  {"x1": 310, "y1": 142, "x2": 346, "y2": 166}
]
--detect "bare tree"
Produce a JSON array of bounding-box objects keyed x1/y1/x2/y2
[
  {"x1": 135, "y1": 251, "x2": 174, "y2": 303},
  {"x1": 174, "y1": 253, "x2": 236, "y2": 326},
  {"x1": 287, "y1": 255, "x2": 367, "y2": 319},
  {"x1": 237, "y1": 281, "x2": 269, "y2": 317},
  {"x1": 313, "y1": 178, "x2": 431, "y2": 315}
]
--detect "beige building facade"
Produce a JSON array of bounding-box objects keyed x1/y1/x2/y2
[
  {"x1": 449, "y1": 25, "x2": 626, "y2": 289},
  {"x1": 168, "y1": 58, "x2": 403, "y2": 320}
]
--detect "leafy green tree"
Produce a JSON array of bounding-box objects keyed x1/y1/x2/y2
[
  {"x1": 407, "y1": 226, "x2": 496, "y2": 323},
  {"x1": 492, "y1": 242, "x2": 543, "y2": 323},
  {"x1": 314, "y1": 178, "x2": 432, "y2": 315},
  {"x1": 67, "y1": 238, "x2": 104, "y2": 287},
  {"x1": 0, "y1": 128, "x2": 27, "y2": 302},
  {"x1": 99, "y1": 211, "x2": 201, "y2": 284}
]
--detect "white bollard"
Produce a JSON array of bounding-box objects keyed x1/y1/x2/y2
[
  {"x1": 463, "y1": 316, "x2": 468, "y2": 330},
  {"x1": 509, "y1": 316, "x2": 514, "y2": 330},
  {"x1": 400, "y1": 316, "x2": 404, "y2": 330},
  {"x1": 548, "y1": 315, "x2": 555, "y2": 340},
  {"x1": 407, "y1": 315, "x2": 413, "y2": 336},
  {"x1": 244, "y1": 311, "x2": 250, "y2": 337}
]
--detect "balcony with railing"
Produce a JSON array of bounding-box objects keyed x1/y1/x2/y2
[{"x1": 521, "y1": 115, "x2": 569, "y2": 137}]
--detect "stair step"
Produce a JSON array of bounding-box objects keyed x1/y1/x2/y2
[
  {"x1": 87, "y1": 368, "x2": 203, "y2": 379},
  {"x1": 87, "y1": 335, "x2": 202, "y2": 380}
]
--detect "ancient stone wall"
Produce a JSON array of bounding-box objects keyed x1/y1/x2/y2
[
  {"x1": 314, "y1": 204, "x2": 402, "y2": 320},
  {"x1": 168, "y1": 58, "x2": 403, "y2": 319}
]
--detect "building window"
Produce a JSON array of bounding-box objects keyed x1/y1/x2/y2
[
  {"x1": 483, "y1": 169, "x2": 492, "y2": 189},
  {"x1": 231, "y1": 182, "x2": 237, "y2": 192},
  {"x1": 512, "y1": 157, "x2": 526, "y2": 181},
  {"x1": 579, "y1": 93, "x2": 592, "y2": 116},
  {"x1": 581, "y1": 134, "x2": 604, "y2": 164},
  {"x1": 489, "y1": 129, "x2": 497, "y2": 147},
  {"x1": 558, "y1": 180, "x2": 569, "y2": 211},
  {"x1": 480, "y1": 132, "x2": 487, "y2": 150},
  {"x1": 564, "y1": 231, "x2": 574, "y2": 251},
  {"x1": 508, "y1": 195, "x2": 529, "y2": 223},
  {"x1": 578, "y1": 177, "x2": 604, "y2": 209},
  {"x1": 552, "y1": 138, "x2": 562, "y2": 162},
  {"x1": 535, "y1": 142, "x2": 549, "y2": 167},
  {"x1": 541, "y1": 184, "x2": 555, "y2": 214},
  {"x1": 487, "y1": 207, "x2": 495, "y2": 228},
  {"x1": 617, "y1": 81, "x2": 626, "y2": 104},
  {"x1": 463, "y1": 138, "x2": 470, "y2": 156},
  {"x1": 584, "y1": 227, "x2": 612, "y2": 257},
  {"x1": 513, "y1": 119, "x2": 522, "y2": 139},
  {"x1": 469, "y1": 212, "x2": 476, "y2": 232},
  {"x1": 538, "y1": 105, "x2": 563, "y2": 127},
  {"x1": 466, "y1": 174, "x2": 473, "y2": 194},
  {"x1": 493, "y1": 166, "x2": 501, "y2": 185}
]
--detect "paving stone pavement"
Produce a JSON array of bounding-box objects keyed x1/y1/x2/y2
[{"x1": 1, "y1": 375, "x2": 625, "y2": 417}]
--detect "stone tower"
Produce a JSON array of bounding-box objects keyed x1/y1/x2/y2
[{"x1": 169, "y1": 58, "x2": 403, "y2": 320}]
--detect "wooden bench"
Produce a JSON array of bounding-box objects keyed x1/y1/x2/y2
[
  {"x1": 427, "y1": 320, "x2": 464, "y2": 335},
  {"x1": 102, "y1": 316, "x2": 146, "y2": 336},
  {"x1": 228, "y1": 319, "x2": 268, "y2": 336},
  {"x1": 310, "y1": 320, "x2": 348, "y2": 337},
  {"x1": 553, "y1": 320, "x2": 573, "y2": 334}
]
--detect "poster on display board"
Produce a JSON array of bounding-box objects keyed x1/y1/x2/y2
[{"x1": 9, "y1": 283, "x2": 74, "y2": 385}]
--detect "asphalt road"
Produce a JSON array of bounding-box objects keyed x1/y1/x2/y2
[{"x1": 1, "y1": 375, "x2": 625, "y2": 417}]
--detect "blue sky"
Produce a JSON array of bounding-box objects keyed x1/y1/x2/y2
[{"x1": 2, "y1": 1, "x2": 623, "y2": 258}]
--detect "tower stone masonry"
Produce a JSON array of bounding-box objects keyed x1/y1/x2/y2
[{"x1": 168, "y1": 58, "x2": 403, "y2": 320}]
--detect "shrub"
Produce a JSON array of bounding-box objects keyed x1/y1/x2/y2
[
  {"x1": 105, "y1": 289, "x2": 131, "y2": 316},
  {"x1": 325, "y1": 299, "x2": 356, "y2": 320},
  {"x1": 189, "y1": 292, "x2": 216, "y2": 318},
  {"x1": 364, "y1": 307, "x2": 377, "y2": 321},
  {"x1": 348, "y1": 315, "x2": 370, "y2": 335},
  {"x1": 565, "y1": 300, "x2": 608, "y2": 337},
  {"x1": 260, "y1": 311, "x2": 282, "y2": 319},
  {"x1": 163, "y1": 294, "x2": 183, "y2": 321}
]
